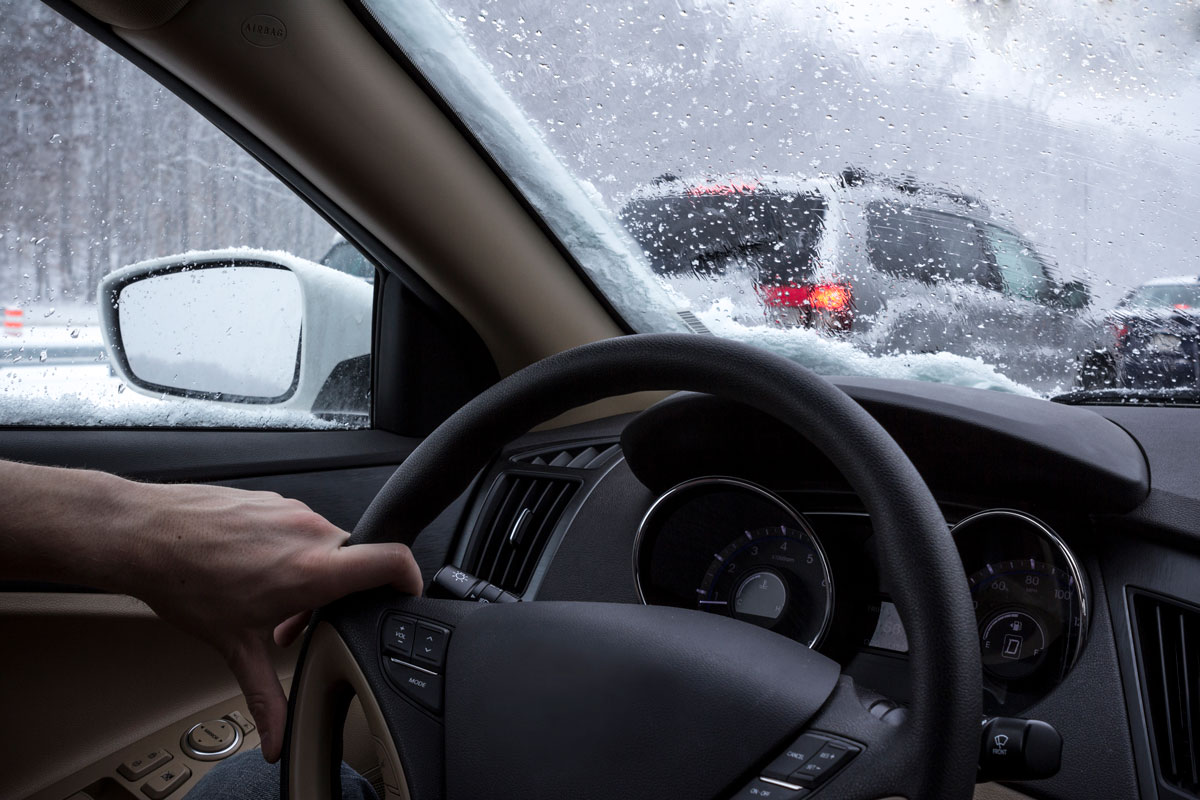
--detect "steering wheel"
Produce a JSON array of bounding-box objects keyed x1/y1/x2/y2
[{"x1": 281, "y1": 334, "x2": 982, "y2": 800}]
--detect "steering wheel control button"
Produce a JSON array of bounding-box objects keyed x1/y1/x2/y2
[
  {"x1": 414, "y1": 623, "x2": 450, "y2": 667},
  {"x1": 180, "y1": 719, "x2": 242, "y2": 761},
  {"x1": 224, "y1": 709, "x2": 255, "y2": 734},
  {"x1": 385, "y1": 656, "x2": 444, "y2": 712},
  {"x1": 139, "y1": 763, "x2": 191, "y2": 799},
  {"x1": 117, "y1": 748, "x2": 173, "y2": 781},
  {"x1": 382, "y1": 616, "x2": 415, "y2": 657},
  {"x1": 731, "y1": 778, "x2": 808, "y2": 798},
  {"x1": 792, "y1": 744, "x2": 853, "y2": 785},
  {"x1": 762, "y1": 734, "x2": 825, "y2": 781}
]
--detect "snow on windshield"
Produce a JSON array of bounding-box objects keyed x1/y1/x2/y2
[{"x1": 373, "y1": 0, "x2": 1200, "y2": 399}]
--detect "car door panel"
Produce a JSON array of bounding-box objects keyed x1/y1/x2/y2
[{"x1": 0, "y1": 429, "x2": 445, "y2": 799}]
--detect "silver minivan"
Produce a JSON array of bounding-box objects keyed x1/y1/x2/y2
[{"x1": 620, "y1": 170, "x2": 1093, "y2": 392}]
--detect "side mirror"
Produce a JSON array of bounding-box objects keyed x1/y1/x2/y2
[
  {"x1": 1055, "y1": 279, "x2": 1091, "y2": 310},
  {"x1": 98, "y1": 250, "x2": 372, "y2": 420}
]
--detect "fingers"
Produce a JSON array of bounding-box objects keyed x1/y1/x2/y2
[
  {"x1": 274, "y1": 611, "x2": 311, "y2": 648},
  {"x1": 225, "y1": 634, "x2": 289, "y2": 763},
  {"x1": 326, "y1": 541, "x2": 425, "y2": 600}
]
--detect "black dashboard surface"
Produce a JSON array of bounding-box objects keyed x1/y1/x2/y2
[{"x1": 414, "y1": 378, "x2": 1199, "y2": 800}]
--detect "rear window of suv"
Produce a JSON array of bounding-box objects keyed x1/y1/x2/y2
[
  {"x1": 1126, "y1": 284, "x2": 1200, "y2": 310},
  {"x1": 620, "y1": 184, "x2": 827, "y2": 285}
]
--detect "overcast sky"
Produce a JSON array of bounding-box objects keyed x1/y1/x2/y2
[{"x1": 440, "y1": 0, "x2": 1200, "y2": 305}]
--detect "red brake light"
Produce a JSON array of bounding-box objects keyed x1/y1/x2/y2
[
  {"x1": 1175, "y1": 303, "x2": 1191, "y2": 310},
  {"x1": 759, "y1": 282, "x2": 852, "y2": 311},
  {"x1": 808, "y1": 284, "x2": 851, "y2": 312}
]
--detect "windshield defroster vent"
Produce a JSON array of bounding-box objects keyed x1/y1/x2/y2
[
  {"x1": 1132, "y1": 590, "x2": 1200, "y2": 797},
  {"x1": 510, "y1": 442, "x2": 620, "y2": 469},
  {"x1": 464, "y1": 474, "x2": 579, "y2": 595}
]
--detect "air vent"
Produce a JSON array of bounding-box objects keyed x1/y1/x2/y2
[
  {"x1": 510, "y1": 442, "x2": 620, "y2": 469},
  {"x1": 676, "y1": 309, "x2": 713, "y2": 335},
  {"x1": 465, "y1": 474, "x2": 579, "y2": 595},
  {"x1": 1133, "y1": 591, "x2": 1200, "y2": 797}
]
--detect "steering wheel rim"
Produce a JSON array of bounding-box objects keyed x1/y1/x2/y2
[{"x1": 282, "y1": 333, "x2": 982, "y2": 799}]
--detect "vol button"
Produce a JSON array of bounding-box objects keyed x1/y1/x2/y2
[{"x1": 382, "y1": 617, "x2": 414, "y2": 657}]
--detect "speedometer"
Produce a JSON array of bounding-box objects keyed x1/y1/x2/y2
[
  {"x1": 953, "y1": 510, "x2": 1088, "y2": 715},
  {"x1": 968, "y1": 559, "x2": 1077, "y2": 681},
  {"x1": 698, "y1": 525, "x2": 833, "y2": 647}
]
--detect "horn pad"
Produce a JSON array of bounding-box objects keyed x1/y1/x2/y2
[{"x1": 444, "y1": 602, "x2": 840, "y2": 800}]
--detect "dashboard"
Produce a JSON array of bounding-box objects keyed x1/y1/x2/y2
[{"x1": 417, "y1": 375, "x2": 1200, "y2": 800}]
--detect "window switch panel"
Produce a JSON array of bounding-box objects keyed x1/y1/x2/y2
[{"x1": 117, "y1": 749, "x2": 173, "y2": 781}]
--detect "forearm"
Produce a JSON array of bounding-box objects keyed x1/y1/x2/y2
[{"x1": 0, "y1": 460, "x2": 153, "y2": 592}]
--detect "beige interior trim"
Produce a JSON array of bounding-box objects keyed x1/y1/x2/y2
[
  {"x1": 26, "y1": 691, "x2": 265, "y2": 800},
  {"x1": 113, "y1": 0, "x2": 624, "y2": 381},
  {"x1": 289, "y1": 621, "x2": 409, "y2": 800},
  {"x1": 0, "y1": 592, "x2": 297, "y2": 800}
]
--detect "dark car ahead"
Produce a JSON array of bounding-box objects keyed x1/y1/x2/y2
[
  {"x1": 619, "y1": 170, "x2": 1092, "y2": 392},
  {"x1": 1078, "y1": 277, "x2": 1200, "y2": 390}
]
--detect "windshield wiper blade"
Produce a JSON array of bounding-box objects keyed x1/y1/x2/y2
[{"x1": 1052, "y1": 387, "x2": 1200, "y2": 407}]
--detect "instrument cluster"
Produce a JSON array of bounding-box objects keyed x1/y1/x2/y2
[{"x1": 634, "y1": 477, "x2": 1089, "y2": 715}]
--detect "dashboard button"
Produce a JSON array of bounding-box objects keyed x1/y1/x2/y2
[
  {"x1": 730, "y1": 778, "x2": 808, "y2": 799},
  {"x1": 181, "y1": 720, "x2": 241, "y2": 760},
  {"x1": 118, "y1": 748, "x2": 172, "y2": 780},
  {"x1": 382, "y1": 616, "x2": 415, "y2": 657},
  {"x1": 224, "y1": 709, "x2": 255, "y2": 734},
  {"x1": 385, "y1": 657, "x2": 443, "y2": 712},
  {"x1": 413, "y1": 623, "x2": 450, "y2": 668},
  {"x1": 761, "y1": 734, "x2": 824, "y2": 780},
  {"x1": 140, "y1": 764, "x2": 191, "y2": 799}
]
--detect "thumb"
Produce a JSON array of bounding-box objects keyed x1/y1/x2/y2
[{"x1": 225, "y1": 634, "x2": 289, "y2": 763}]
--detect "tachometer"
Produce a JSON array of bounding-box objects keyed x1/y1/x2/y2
[
  {"x1": 635, "y1": 476, "x2": 836, "y2": 650},
  {"x1": 698, "y1": 525, "x2": 834, "y2": 647}
]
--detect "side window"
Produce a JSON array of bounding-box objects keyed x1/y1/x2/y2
[
  {"x1": 983, "y1": 225, "x2": 1050, "y2": 302},
  {"x1": 866, "y1": 202, "x2": 924, "y2": 281},
  {"x1": 866, "y1": 203, "x2": 994, "y2": 289},
  {"x1": 918, "y1": 211, "x2": 997, "y2": 290},
  {"x1": 0, "y1": 6, "x2": 372, "y2": 428}
]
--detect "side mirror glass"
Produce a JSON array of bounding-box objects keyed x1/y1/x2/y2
[
  {"x1": 99, "y1": 251, "x2": 372, "y2": 419},
  {"x1": 111, "y1": 264, "x2": 302, "y2": 402}
]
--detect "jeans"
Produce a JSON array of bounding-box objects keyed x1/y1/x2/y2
[{"x1": 186, "y1": 750, "x2": 378, "y2": 800}]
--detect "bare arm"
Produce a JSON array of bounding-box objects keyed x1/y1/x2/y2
[{"x1": 0, "y1": 459, "x2": 423, "y2": 762}]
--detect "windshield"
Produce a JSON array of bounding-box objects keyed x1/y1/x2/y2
[{"x1": 364, "y1": 0, "x2": 1200, "y2": 402}]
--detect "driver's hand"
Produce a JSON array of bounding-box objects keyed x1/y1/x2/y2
[{"x1": 124, "y1": 481, "x2": 423, "y2": 763}]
